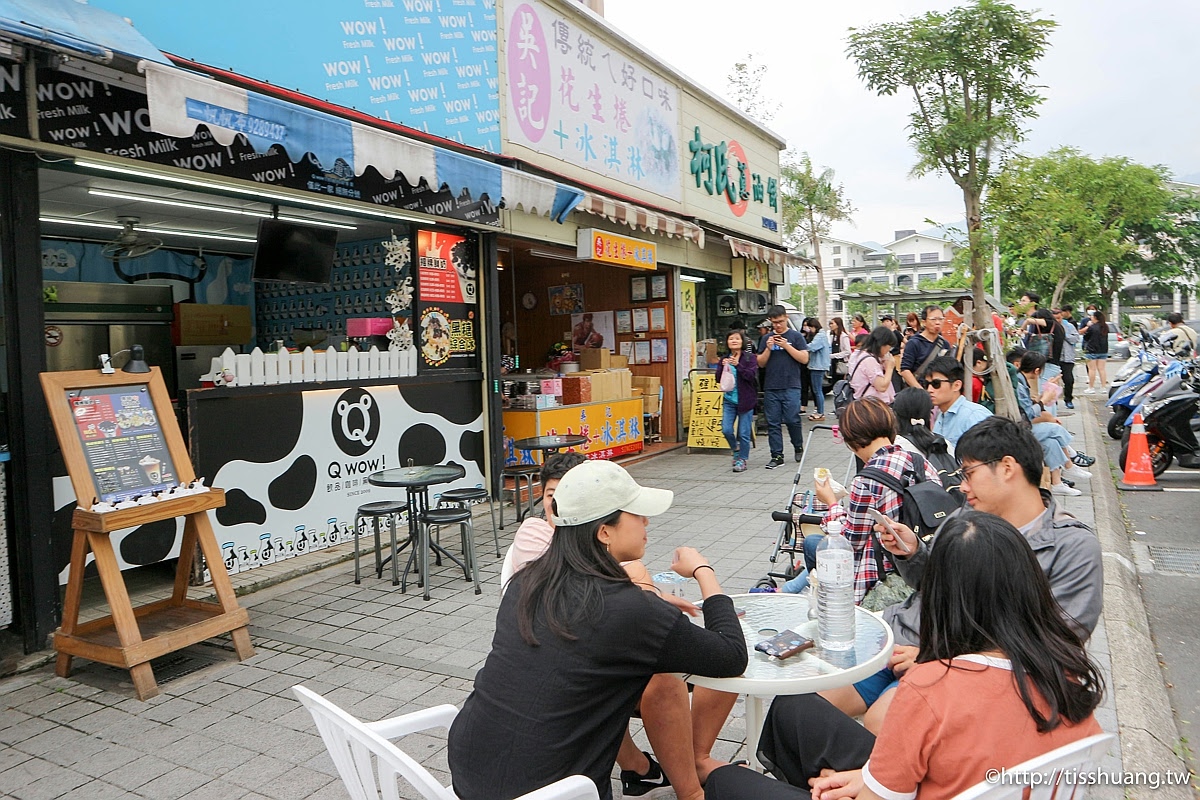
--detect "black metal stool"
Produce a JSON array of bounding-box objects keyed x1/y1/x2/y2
[
  {"x1": 354, "y1": 500, "x2": 407, "y2": 585},
  {"x1": 438, "y1": 486, "x2": 500, "y2": 557},
  {"x1": 501, "y1": 464, "x2": 541, "y2": 528},
  {"x1": 409, "y1": 507, "x2": 481, "y2": 600}
]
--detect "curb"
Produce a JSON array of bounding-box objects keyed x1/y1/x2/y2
[{"x1": 1081, "y1": 398, "x2": 1193, "y2": 798}]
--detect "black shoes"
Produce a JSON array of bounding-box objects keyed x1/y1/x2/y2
[
  {"x1": 621, "y1": 752, "x2": 672, "y2": 798},
  {"x1": 766, "y1": 455, "x2": 785, "y2": 469}
]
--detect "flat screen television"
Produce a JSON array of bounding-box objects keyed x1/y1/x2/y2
[{"x1": 252, "y1": 219, "x2": 337, "y2": 285}]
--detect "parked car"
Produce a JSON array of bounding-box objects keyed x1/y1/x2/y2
[{"x1": 1108, "y1": 322, "x2": 1130, "y2": 360}]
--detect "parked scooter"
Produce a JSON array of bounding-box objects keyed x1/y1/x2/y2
[
  {"x1": 1119, "y1": 363, "x2": 1200, "y2": 475},
  {"x1": 1106, "y1": 356, "x2": 1160, "y2": 439}
]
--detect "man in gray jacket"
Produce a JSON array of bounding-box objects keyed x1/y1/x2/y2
[{"x1": 821, "y1": 415, "x2": 1103, "y2": 728}]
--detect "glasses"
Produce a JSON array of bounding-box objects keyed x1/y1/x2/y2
[
  {"x1": 926, "y1": 378, "x2": 954, "y2": 389},
  {"x1": 926, "y1": 317, "x2": 944, "y2": 324},
  {"x1": 960, "y1": 459, "x2": 1000, "y2": 483}
]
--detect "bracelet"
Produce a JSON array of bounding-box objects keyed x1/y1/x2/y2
[{"x1": 693, "y1": 564, "x2": 716, "y2": 578}]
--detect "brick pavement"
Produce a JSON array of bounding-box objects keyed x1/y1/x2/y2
[{"x1": 0, "y1": 389, "x2": 1125, "y2": 799}]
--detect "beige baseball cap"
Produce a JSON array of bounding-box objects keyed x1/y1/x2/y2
[{"x1": 549, "y1": 460, "x2": 674, "y2": 526}]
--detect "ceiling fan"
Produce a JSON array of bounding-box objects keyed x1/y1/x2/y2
[{"x1": 100, "y1": 217, "x2": 163, "y2": 260}]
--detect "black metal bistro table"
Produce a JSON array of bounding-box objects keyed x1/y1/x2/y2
[
  {"x1": 509, "y1": 434, "x2": 589, "y2": 520},
  {"x1": 368, "y1": 464, "x2": 466, "y2": 593}
]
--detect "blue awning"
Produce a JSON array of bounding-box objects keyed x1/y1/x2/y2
[{"x1": 0, "y1": 0, "x2": 167, "y2": 63}]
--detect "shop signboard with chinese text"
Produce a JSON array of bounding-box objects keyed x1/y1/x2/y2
[
  {"x1": 680, "y1": 94, "x2": 784, "y2": 242},
  {"x1": 89, "y1": 0, "x2": 501, "y2": 151},
  {"x1": 575, "y1": 229, "x2": 657, "y2": 270},
  {"x1": 503, "y1": 0, "x2": 682, "y2": 205},
  {"x1": 416, "y1": 230, "x2": 480, "y2": 371},
  {"x1": 503, "y1": 397, "x2": 644, "y2": 464},
  {"x1": 686, "y1": 372, "x2": 726, "y2": 450}
]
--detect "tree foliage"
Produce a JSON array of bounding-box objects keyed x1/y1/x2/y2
[
  {"x1": 725, "y1": 53, "x2": 779, "y2": 124},
  {"x1": 846, "y1": 0, "x2": 1055, "y2": 420},
  {"x1": 779, "y1": 152, "x2": 855, "y2": 325},
  {"x1": 988, "y1": 147, "x2": 1172, "y2": 309}
]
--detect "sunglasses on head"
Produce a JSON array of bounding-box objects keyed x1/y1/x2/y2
[{"x1": 927, "y1": 378, "x2": 954, "y2": 389}]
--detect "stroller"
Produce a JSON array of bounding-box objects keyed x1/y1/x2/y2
[{"x1": 755, "y1": 424, "x2": 856, "y2": 590}]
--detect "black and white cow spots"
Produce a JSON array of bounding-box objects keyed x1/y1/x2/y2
[
  {"x1": 218, "y1": 488, "x2": 268, "y2": 527},
  {"x1": 398, "y1": 423, "x2": 446, "y2": 466},
  {"x1": 118, "y1": 518, "x2": 177, "y2": 566},
  {"x1": 459, "y1": 429, "x2": 486, "y2": 477},
  {"x1": 402, "y1": 383, "x2": 482, "y2": 425},
  {"x1": 268, "y1": 456, "x2": 318, "y2": 510}
]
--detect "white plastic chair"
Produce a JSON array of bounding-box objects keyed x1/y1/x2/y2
[
  {"x1": 952, "y1": 733, "x2": 1115, "y2": 800},
  {"x1": 293, "y1": 685, "x2": 598, "y2": 800}
]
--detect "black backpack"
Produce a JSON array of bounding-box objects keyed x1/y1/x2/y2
[
  {"x1": 920, "y1": 434, "x2": 963, "y2": 493},
  {"x1": 831, "y1": 357, "x2": 867, "y2": 418},
  {"x1": 859, "y1": 452, "x2": 964, "y2": 538}
]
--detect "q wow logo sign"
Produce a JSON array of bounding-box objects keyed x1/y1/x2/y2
[{"x1": 330, "y1": 388, "x2": 381, "y2": 458}]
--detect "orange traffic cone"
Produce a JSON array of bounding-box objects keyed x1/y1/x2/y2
[{"x1": 1119, "y1": 412, "x2": 1162, "y2": 492}]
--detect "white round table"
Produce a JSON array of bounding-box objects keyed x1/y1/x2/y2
[{"x1": 685, "y1": 593, "x2": 894, "y2": 769}]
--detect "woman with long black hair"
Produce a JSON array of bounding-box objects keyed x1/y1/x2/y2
[
  {"x1": 705, "y1": 511, "x2": 1104, "y2": 800},
  {"x1": 448, "y1": 460, "x2": 747, "y2": 800}
]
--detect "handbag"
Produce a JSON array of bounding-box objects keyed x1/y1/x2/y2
[
  {"x1": 831, "y1": 356, "x2": 868, "y2": 416},
  {"x1": 718, "y1": 363, "x2": 736, "y2": 393}
]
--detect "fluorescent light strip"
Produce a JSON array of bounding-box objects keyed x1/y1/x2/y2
[
  {"x1": 679, "y1": 275, "x2": 707, "y2": 283},
  {"x1": 39, "y1": 216, "x2": 257, "y2": 243},
  {"x1": 87, "y1": 189, "x2": 358, "y2": 230},
  {"x1": 75, "y1": 159, "x2": 435, "y2": 226}
]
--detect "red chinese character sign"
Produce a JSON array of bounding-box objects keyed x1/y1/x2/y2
[
  {"x1": 415, "y1": 230, "x2": 479, "y2": 371},
  {"x1": 417, "y1": 230, "x2": 476, "y2": 305},
  {"x1": 503, "y1": 0, "x2": 682, "y2": 203}
]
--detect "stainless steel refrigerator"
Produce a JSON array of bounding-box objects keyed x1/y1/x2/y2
[{"x1": 44, "y1": 282, "x2": 177, "y2": 394}]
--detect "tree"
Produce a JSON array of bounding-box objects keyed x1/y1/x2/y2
[
  {"x1": 779, "y1": 153, "x2": 855, "y2": 326},
  {"x1": 725, "y1": 54, "x2": 779, "y2": 124},
  {"x1": 988, "y1": 148, "x2": 1172, "y2": 309},
  {"x1": 847, "y1": 0, "x2": 1055, "y2": 420},
  {"x1": 1098, "y1": 186, "x2": 1200, "y2": 313},
  {"x1": 788, "y1": 278, "x2": 820, "y2": 317}
]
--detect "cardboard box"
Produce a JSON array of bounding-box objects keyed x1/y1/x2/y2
[
  {"x1": 173, "y1": 303, "x2": 252, "y2": 345},
  {"x1": 579, "y1": 347, "x2": 611, "y2": 370},
  {"x1": 540, "y1": 378, "x2": 563, "y2": 396},
  {"x1": 643, "y1": 391, "x2": 661, "y2": 414},
  {"x1": 588, "y1": 370, "x2": 614, "y2": 402},
  {"x1": 534, "y1": 394, "x2": 559, "y2": 409},
  {"x1": 561, "y1": 374, "x2": 592, "y2": 405},
  {"x1": 631, "y1": 387, "x2": 644, "y2": 397},
  {"x1": 610, "y1": 368, "x2": 633, "y2": 399},
  {"x1": 610, "y1": 354, "x2": 629, "y2": 369},
  {"x1": 699, "y1": 339, "x2": 719, "y2": 366}
]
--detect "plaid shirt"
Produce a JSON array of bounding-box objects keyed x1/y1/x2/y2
[{"x1": 823, "y1": 445, "x2": 941, "y2": 603}]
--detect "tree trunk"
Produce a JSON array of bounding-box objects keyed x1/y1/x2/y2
[
  {"x1": 809, "y1": 220, "x2": 828, "y2": 326},
  {"x1": 964, "y1": 186, "x2": 1019, "y2": 421},
  {"x1": 1050, "y1": 273, "x2": 1070, "y2": 312}
]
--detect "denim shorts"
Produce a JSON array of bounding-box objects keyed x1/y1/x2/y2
[
  {"x1": 853, "y1": 667, "x2": 900, "y2": 706},
  {"x1": 1084, "y1": 353, "x2": 1108, "y2": 360}
]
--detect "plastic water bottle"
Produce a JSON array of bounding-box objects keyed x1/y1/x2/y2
[{"x1": 816, "y1": 519, "x2": 856, "y2": 650}]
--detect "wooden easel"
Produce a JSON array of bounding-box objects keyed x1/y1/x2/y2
[{"x1": 41, "y1": 368, "x2": 253, "y2": 700}]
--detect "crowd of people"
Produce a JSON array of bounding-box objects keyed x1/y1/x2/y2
[{"x1": 446, "y1": 298, "x2": 1111, "y2": 800}]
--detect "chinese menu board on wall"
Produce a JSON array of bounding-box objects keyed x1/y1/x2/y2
[
  {"x1": 416, "y1": 230, "x2": 479, "y2": 371},
  {"x1": 67, "y1": 386, "x2": 178, "y2": 503},
  {"x1": 504, "y1": 0, "x2": 682, "y2": 202}
]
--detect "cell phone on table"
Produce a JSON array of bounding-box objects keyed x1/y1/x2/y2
[
  {"x1": 754, "y1": 630, "x2": 814, "y2": 660},
  {"x1": 867, "y1": 508, "x2": 911, "y2": 555}
]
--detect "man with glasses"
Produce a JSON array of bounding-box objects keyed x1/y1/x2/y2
[
  {"x1": 925, "y1": 356, "x2": 992, "y2": 450},
  {"x1": 756, "y1": 305, "x2": 810, "y2": 469},
  {"x1": 899, "y1": 305, "x2": 951, "y2": 389},
  {"x1": 818, "y1": 415, "x2": 1102, "y2": 728}
]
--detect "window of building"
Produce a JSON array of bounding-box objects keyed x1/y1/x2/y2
[
  {"x1": 832, "y1": 245, "x2": 841, "y2": 254},
  {"x1": 833, "y1": 298, "x2": 844, "y2": 311},
  {"x1": 920, "y1": 252, "x2": 939, "y2": 262},
  {"x1": 918, "y1": 273, "x2": 936, "y2": 285},
  {"x1": 833, "y1": 258, "x2": 841, "y2": 267},
  {"x1": 898, "y1": 253, "x2": 916, "y2": 264},
  {"x1": 896, "y1": 275, "x2": 913, "y2": 287},
  {"x1": 849, "y1": 277, "x2": 865, "y2": 286},
  {"x1": 832, "y1": 278, "x2": 844, "y2": 290},
  {"x1": 872, "y1": 275, "x2": 889, "y2": 286}
]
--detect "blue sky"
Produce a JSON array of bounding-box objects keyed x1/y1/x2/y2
[{"x1": 603, "y1": 0, "x2": 1200, "y2": 246}]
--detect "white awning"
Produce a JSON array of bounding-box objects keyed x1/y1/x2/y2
[
  {"x1": 577, "y1": 193, "x2": 705, "y2": 247},
  {"x1": 725, "y1": 235, "x2": 811, "y2": 269}
]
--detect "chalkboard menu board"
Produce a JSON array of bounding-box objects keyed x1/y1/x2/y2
[{"x1": 66, "y1": 385, "x2": 179, "y2": 503}]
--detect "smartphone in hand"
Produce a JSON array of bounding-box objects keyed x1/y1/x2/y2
[{"x1": 867, "y1": 508, "x2": 911, "y2": 555}]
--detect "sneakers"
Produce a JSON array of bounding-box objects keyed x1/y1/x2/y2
[
  {"x1": 621, "y1": 752, "x2": 672, "y2": 798},
  {"x1": 1063, "y1": 464, "x2": 1092, "y2": 481},
  {"x1": 794, "y1": 449, "x2": 804, "y2": 463},
  {"x1": 1050, "y1": 482, "x2": 1082, "y2": 496},
  {"x1": 765, "y1": 455, "x2": 785, "y2": 469},
  {"x1": 1065, "y1": 401, "x2": 1075, "y2": 409},
  {"x1": 1072, "y1": 452, "x2": 1096, "y2": 467},
  {"x1": 733, "y1": 459, "x2": 747, "y2": 473},
  {"x1": 1083, "y1": 388, "x2": 1097, "y2": 395}
]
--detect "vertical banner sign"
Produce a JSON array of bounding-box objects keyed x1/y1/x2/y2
[
  {"x1": 686, "y1": 373, "x2": 726, "y2": 450},
  {"x1": 416, "y1": 230, "x2": 479, "y2": 371},
  {"x1": 89, "y1": 0, "x2": 501, "y2": 150},
  {"x1": 504, "y1": 0, "x2": 682, "y2": 202}
]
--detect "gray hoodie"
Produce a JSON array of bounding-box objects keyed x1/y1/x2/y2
[{"x1": 883, "y1": 493, "x2": 1103, "y2": 646}]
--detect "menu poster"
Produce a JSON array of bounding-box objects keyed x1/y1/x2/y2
[
  {"x1": 417, "y1": 230, "x2": 476, "y2": 305},
  {"x1": 67, "y1": 386, "x2": 178, "y2": 503}
]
